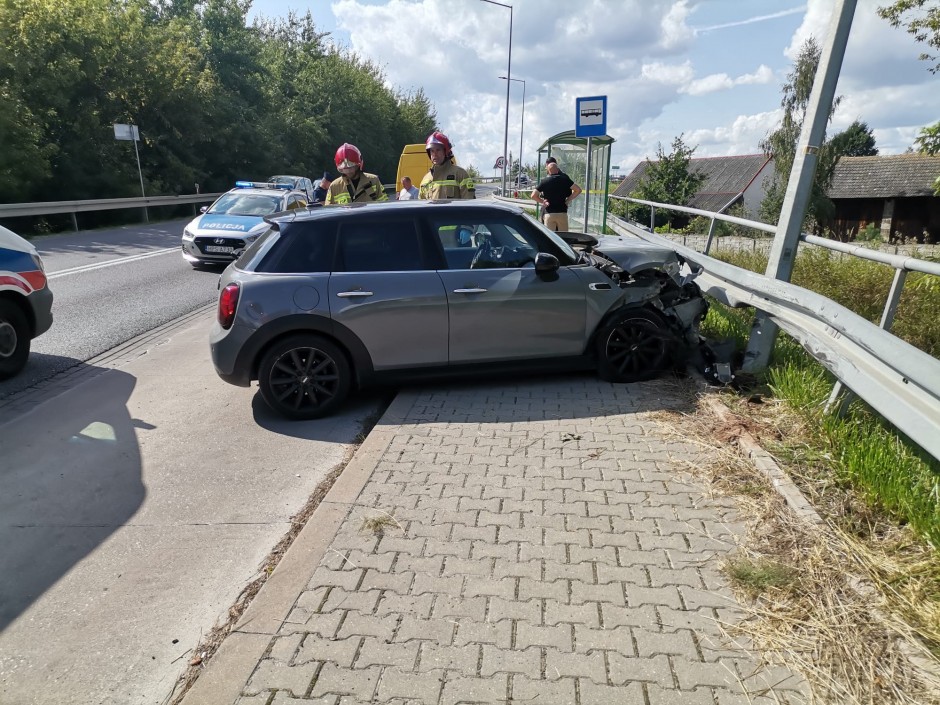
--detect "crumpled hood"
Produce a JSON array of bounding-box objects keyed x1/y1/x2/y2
[{"x1": 591, "y1": 234, "x2": 681, "y2": 275}]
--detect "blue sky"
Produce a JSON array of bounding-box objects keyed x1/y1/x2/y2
[{"x1": 247, "y1": 0, "x2": 940, "y2": 177}]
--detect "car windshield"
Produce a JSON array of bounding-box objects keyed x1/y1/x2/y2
[
  {"x1": 209, "y1": 193, "x2": 282, "y2": 216},
  {"x1": 522, "y1": 212, "x2": 579, "y2": 262},
  {"x1": 267, "y1": 176, "x2": 297, "y2": 186}
]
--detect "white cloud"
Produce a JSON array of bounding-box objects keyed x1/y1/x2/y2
[{"x1": 642, "y1": 61, "x2": 694, "y2": 85}]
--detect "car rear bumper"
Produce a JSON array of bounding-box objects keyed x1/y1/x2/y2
[{"x1": 210, "y1": 320, "x2": 255, "y2": 386}]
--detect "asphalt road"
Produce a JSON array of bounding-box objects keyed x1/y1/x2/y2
[
  {"x1": 1, "y1": 218, "x2": 219, "y2": 397},
  {"x1": 0, "y1": 218, "x2": 387, "y2": 704}
]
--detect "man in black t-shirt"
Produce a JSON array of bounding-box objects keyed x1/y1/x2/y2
[{"x1": 530, "y1": 156, "x2": 582, "y2": 232}]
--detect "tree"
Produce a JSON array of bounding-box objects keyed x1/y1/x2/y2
[
  {"x1": 758, "y1": 38, "x2": 842, "y2": 231},
  {"x1": 913, "y1": 121, "x2": 940, "y2": 195},
  {"x1": 878, "y1": 1, "x2": 940, "y2": 73},
  {"x1": 628, "y1": 134, "x2": 706, "y2": 229},
  {"x1": 829, "y1": 120, "x2": 878, "y2": 157}
]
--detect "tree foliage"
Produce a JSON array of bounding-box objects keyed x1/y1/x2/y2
[
  {"x1": 829, "y1": 120, "x2": 878, "y2": 157},
  {"x1": 878, "y1": 0, "x2": 940, "y2": 73},
  {"x1": 759, "y1": 38, "x2": 847, "y2": 231},
  {"x1": 0, "y1": 0, "x2": 437, "y2": 204},
  {"x1": 913, "y1": 121, "x2": 940, "y2": 195},
  {"x1": 628, "y1": 134, "x2": 706, "y2": 228}
]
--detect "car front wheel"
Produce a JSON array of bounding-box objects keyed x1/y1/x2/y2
[
  {"x1": 595, "y1": 307, "x2": 676, "y2": 383},
  {"x1": 0, "y1": 300, "x2": 30, "y2": 380},
  {"x1": 258, "y1": 335, "x2": 351, "y2": 419}
]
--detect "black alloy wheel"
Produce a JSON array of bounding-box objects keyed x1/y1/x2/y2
[
  {"x1": 258, "y1": 335, "x2": 351, "y2": 419},
  {"x1": 595, "y1": 308, "x2": 675, "y2": 383},
  {"x1": 0, "y1": 300, "x2": 30, "y2": 380}
]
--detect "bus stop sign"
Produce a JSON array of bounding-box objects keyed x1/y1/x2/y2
[{"x1": 576, "y1": 96, "x2": 607, "y2": 138}]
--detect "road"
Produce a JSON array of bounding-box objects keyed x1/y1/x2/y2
[{"x1": 0, "y1": 219, "x2": 386, "y2": 705}]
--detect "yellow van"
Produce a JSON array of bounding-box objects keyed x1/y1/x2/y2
[
  {"x1": 395, "y1": 144, "x2": 432, "y2": 193},
  {"x1": 395, "y1": 144, "x2": 461, "y2": 194}
]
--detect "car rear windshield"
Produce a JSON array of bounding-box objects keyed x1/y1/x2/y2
[{"x1": 252, "y1": 220, "x2": 337, "y2": 273}]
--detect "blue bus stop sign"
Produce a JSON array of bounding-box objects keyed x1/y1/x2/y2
[{"x1": 575, "y1": 96, "x2": 607, "y2": 138}]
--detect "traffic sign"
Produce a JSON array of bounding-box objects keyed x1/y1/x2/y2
[
  {"x1": 493, "y1": 156, "x2": 506, "y2": 169},
  {"x1": 575, "y1": 96, "x2": 607, "y2": 138}
]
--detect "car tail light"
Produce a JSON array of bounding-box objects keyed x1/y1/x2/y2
[{"x1": 218, "y1": 283, "x2": 240, "y2": 329}]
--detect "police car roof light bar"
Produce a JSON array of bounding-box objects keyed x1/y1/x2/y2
[{"x1": 234, "y1": 180, "x2": 293, "y2": 190}]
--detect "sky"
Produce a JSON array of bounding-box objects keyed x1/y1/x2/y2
[{"x1": 246, "y1": 0, "x2": 940, "y2": 177}]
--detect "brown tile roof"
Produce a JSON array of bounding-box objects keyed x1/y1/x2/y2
[
  {"x1": 828, "y1": 154, "x2": 940, "y2": 199},
  {"x1": 612, "y1": 154, "x2": 772, "y2": 210}
]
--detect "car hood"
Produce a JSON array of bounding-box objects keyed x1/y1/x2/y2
[
  {"x1": 189, "y1": 213, "x2": 269, "y2": 235},
  {"x1": 590, "y1": 235, "x2": 682, "y2": 274}
]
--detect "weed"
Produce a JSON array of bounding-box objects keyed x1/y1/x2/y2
[{"x1": 726, "y1": 555, "x2": 799, "y2": 599}]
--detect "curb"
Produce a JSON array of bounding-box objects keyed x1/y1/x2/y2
[{"x1": 178, "y1": 390, "x2": 419, "y2": 705}]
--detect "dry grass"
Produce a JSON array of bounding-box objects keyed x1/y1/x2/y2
[
  {"x1": 360, "y1": 509, "x2": 403, "y2": 537},
  {"x1": 653, "y1": 389, "x2": 940, "y2": 705}
]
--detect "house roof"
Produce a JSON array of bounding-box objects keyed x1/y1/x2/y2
[
  {"x1": 828, "y1": 154, "x2": 940, "y2": 199},
  {"x1": 612, "y1": 154, "x2": 772, "y2": 211}
]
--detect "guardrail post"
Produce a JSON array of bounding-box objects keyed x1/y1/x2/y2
[
  {"x1": 879, "y1": 268, "x2": 908, "y2": 330},
  {"x1": 70, "y1": 212, "x2": 78, "y2": 232},
  {"x1": 704, "y1": 217, "x2": 717, "y2": 254},
  {"x1": 649, "y1": 207, "x2": 655, "y2": 232},
  {"x1": 142, "y1": 206, "x2": 149, "y2": 224}
]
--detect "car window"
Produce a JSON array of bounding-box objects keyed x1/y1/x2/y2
[
  {"x1": 210, "y1": 193, "x2": 282, "y2": 216},
  {"x1": 432, "y1": 217, "x2": 540, "y2": 270},
  {"x1": 338, "y1": 219, "x2": 424, "y2": 272},
  {"x1": 252, "y1": 221, "x2": 337, "y2": 273}
]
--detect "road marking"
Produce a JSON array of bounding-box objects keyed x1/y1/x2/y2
[{"x1": 48, "y1": 247, "x2": 180, "y2": 279}]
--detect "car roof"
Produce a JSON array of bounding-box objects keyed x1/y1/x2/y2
[{"x1": 267, "y1": 199, "x2": 527, "y2": 225}]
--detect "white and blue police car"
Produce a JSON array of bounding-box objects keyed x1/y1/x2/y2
[
  {"x1": 0, "y1": 224, "x2": 53, "y2": 379},
  {"x1": 181, "y1": 181, "x2": 309, "y2": 267}
]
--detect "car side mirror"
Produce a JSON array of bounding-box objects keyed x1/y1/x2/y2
[
  {"x1": 534, "y1": 252, "x2": 559, "y2": 279},
  {"x1": 199, "y1": 206, "x2": 208, "y2": 213}
]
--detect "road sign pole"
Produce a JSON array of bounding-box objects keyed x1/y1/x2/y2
[
  {"x1": 583, "y1": 137, "x2": 593, "y2": 233},
  {"x1": 132, "y1": 132, "x2": 148, "y2": 223}
]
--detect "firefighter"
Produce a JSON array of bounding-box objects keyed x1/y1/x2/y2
[
  {"x1": 419, "y1": 132, "x2": 475, "y2": 200},
  {"x1": 325, "y1": 143, "x2": 389, "y2": 205}
]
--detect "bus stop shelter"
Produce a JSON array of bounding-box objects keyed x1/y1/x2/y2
[{"x1": 536, "y1": 131, "x2": 615, "y2": 233}]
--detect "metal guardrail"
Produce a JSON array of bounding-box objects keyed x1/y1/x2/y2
[
  {"x1": 605, "y1": 204, "x2": 940, "y2": 463},
  {"x1": 0, "y1": 193, "x2": 222, "y2": 230}
]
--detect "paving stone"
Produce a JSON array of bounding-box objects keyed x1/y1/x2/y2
[
  {"x1": 375, "y1": 667, "x2": 445, "y2": 703},
  {"x1": 488, "y1": 597, "x2": 540, "y2": 623},
  {"x1": 510, "y1": 675, "x2": 576, "y2": 704},
  {"x1": 544, "y1": 600, "x2": 600, "y2": 627},
  {"x1": 595, "y1": 563, "x2": 648, "y2": 585},
  {"x1": 310, "y1": 663, "x2": 381, "y2": 700},
  {"x1": 492, "y1": 558, "x2": 542, "y2": 581},
  {"x1": 322, "y1": 588, "x2": 382, "y2": 614},
  {"x1": 360, "y1": 569, "x2": 413, "y2": 593},
  {"x1": 472, "y1": 541, "x2": 518, "y2": 561},
  {"x1": 336, "y1": 613, "x2": 399, "y2": 641},
  {"x1": 269, "y1": 633, "x2": 303, "y2": 662},
  {"x1": 308, "y1": 568, "x2": 364, "y2": 591},
  {"x1": 624, "y1": 584, "x2": 683, "y2": 609},
  {"x1": 432, "y1": 595, "x2": 487, "y2": 621},
  {"x1": 452, "y1": 524, "x2": 497, "y2": 543},
  {"x1": 570, "y1": 580, "x2": 625, "y2": 605},
  {"x1": 355, "y1": 637, "x2": 420, "y2": 669},
  {"x1": 244, "y1": 658, "x2": 319, "y2": 697},
  {"x1": 609, "y1": 653, "x2": 677, "y2": 689},
  {"x1": 480, "y1": 645, "x2": 541, "y2": 678},
  {"x1": 376, "y1": 592, "x2": 435, "y2": 619},
  {"x1": 515, "y1": 623, "x2": 572, "y2": 651},
  {"x1": 634, "y1": 628, "x2": 700, "y2": 659},
  {"x1": 417, "y1": 643, "x2": 481, "y2": 672},
  {"x1": 411, "y1": 573, "x2": 463, "y2": 596},
  {"x1": 464, "y1": 575, "x2": 517, "y2": 599},
  {"x1": 517, "y1": 577, "x2": 568, "y2": 601},
  {"x1": 394, "y1": 615, "x2": 456, "y2": 645},
  {"x1": 453, "y1": 620, "x2": 513, "y2": 648},
  {"x1": 393, "y1": 554, "x2": 445, "y2": 576},
  {"x1": 578, "y1": 680, "x2": 646, "y2": 705},
  {"x1": 574, "y1": 625, "x2": 635, "y2": 655},
  {"x1": 444, "y1": 556, "x2": 494, "y2": 578},
  {"x1": 440, "y1": 674, "x2": 508, "y2": 705},
  {"x1": 545, "y1": 648, "x2": 607, "y2": 683},
  {"x1": 678, "y1": 586, "x2": 737, "y2": 610},
  {"x1": 295, "y1": 636, "x2": 361, "y2": 668}
]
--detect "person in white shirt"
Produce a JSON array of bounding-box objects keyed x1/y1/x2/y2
[{"x1": 397, "y1": 176, "x2": 419, "y2": 200}]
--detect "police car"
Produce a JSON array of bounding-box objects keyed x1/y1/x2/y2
[
  {"x1": 0, "y1": 225, "x2": 53, "y2": 379},
  {"x1": 182, "y1": 181, "x2": 309, "y2": 267}
]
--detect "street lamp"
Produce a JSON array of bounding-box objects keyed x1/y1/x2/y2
[
  {"x1": 499, "y1": 76, "x2": 525, "y2": 189},
  {"x1": 480, "y1": 0, "x2": 512, "y2": 196}
]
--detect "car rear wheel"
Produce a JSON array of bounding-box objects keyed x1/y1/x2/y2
[
  {"x1": 0, "y1": 300, "x2": 30, "y2": 380},
  {"x1": 258, "y1": 335, "x2": 351, "y2": 419},
  {"x1": 595, "y1": 307, "x2": 676, "y2": 383}
]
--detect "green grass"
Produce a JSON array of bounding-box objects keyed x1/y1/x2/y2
[
  {"x1": 702, "y1": 246, "x2": 940, "y2": 548},
  {"x1": 726, "y1": 556, "x2": 800, "y2": 599}
]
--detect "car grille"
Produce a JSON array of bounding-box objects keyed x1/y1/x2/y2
[{"x1": 194, "y1": 236, "x2": 246, "y2": 251}]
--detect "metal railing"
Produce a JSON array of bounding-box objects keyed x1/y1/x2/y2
[
  {"x1": 0, "y1": 193, "x2": 222, "y2": 231},
  {"x1": 606, "y1": 195, "x2": 940, "y2": 462}
]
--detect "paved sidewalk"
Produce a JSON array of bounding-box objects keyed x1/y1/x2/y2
[{"x1": 183, "y1": 376, "x2": 809, "y2": 705}]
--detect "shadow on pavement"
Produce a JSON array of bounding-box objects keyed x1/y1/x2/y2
[{"x1": 0, "y1": 368, "x2": 144, "y2": 631}]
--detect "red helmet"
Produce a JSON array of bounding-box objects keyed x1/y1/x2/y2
[
  {"x1": 334, "y1": 143, "x2": 363, "y2": 170},
  {"x1": 425, "y1": 131, "x2": 453, "y2": 159}
]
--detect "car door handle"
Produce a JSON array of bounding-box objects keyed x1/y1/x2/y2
[
  {"x1": 336, "y1": 290, "x2": 374, "y2": 298},
  {"x1": 453, "y1": 288, "x2": 488, "y2": 294},
  {"x1": 589, "y1": 283, "x2": 612, "y2": 290}
]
